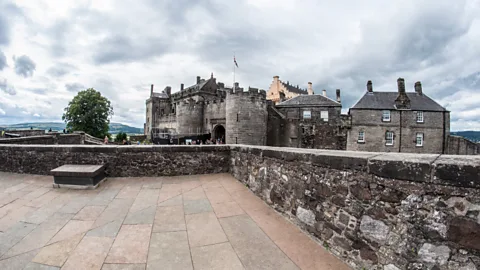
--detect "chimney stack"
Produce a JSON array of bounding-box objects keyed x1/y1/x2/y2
[
  {"x1": 181, "y1": 83, "x2": 184, "y2": 91},
  {"x1": 322, "y1": 89, "x2": 327, "y2": 97},
  {"x1": 150, "y1": 84, "x2": 154, "y2": 97},
  {"x1": 307, "y1": 82, "x2": 313, "y2": 95},
  {"x1": 397, "y1": 78, "x2": 406, "y2": 93},
  {"x1": 234, "y1": 82, "x2": 239, "y2": 88},
  {"x1": 196, "y1": 76, "x2": 200, "y2": 84},
  {"x1": 415, "y1": 81, "x2": 423, "y2": 95},
  {"x1": 367, "y1": 80, "x2": 373, "y2": 92},
  {"x1": 273, "y1": 75, "x2": 279, "y2": 82},
  {"x1": 336, "y1": 89, "x2": 341, "y2": 103}
]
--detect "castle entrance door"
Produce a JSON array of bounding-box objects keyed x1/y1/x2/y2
[{"x1": 213, "y1": 125, "x2": 226, "y2": 143}]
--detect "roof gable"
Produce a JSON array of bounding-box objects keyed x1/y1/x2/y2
[
  {"x1": 351, "y1": 91, "x2": 447, "y2": 111},
  {"x1": 280, "y1": 82, "x2": 308, "y2": 95}
]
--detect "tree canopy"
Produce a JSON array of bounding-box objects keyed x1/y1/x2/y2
[
  {"x1": 62, "y1": 88, "x2": 114, "y2": 138},
  {"x1": 114, "y1": 132, "x2": 128, "y2": 143}
]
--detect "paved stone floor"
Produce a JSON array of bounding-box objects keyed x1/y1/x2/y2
[{"x1": 0, "y1": 172, "x2": 350, "y2": 270}]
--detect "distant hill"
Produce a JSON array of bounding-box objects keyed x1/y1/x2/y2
[
  {"x1": 0, "y1": 122, "x2": 144, "y2": 135},
  {"x1": 451, "y1": 131, "x2": 480, "y2": 142}
]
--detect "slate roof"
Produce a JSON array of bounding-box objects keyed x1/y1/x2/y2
[
  {"x1": 281, "y1": 82, "x2": 308, "y2": 94},
  {"x1": 351, "y1": 92, "x2": 447, "y2": 111},
  {"x1": 276, "y1": 94, "x2": 341, "y2": 107}
]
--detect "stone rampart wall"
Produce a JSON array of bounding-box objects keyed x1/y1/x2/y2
[
  {"x1": 0, "y1": 145, "x2": 230, "y2": 177},
  {"x1": 0, "y1": 134, "x2": 84, "y2": 145},
  {"x1": 447, "y1": 135, "x2": 479, "y2": 155},
  {"x1": 0, "y1": 144, "x2": 479, "y2": 269},
  {"x1": 230, "y1": 145, "x2": 480, "y2": 270},
  {"x1": 3, "y1": 129, "x2": 45, "y2": 137}
]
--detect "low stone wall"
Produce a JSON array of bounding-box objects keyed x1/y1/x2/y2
[
  {"x1": 230, "y1": 145, "x2": 480, "y2": 270},
  {"x1": 1, "y1": 144, "x2": 479, "y2": 269},
  {"x1": 0, "y1": 145, "x2": 230, "y2": 177},
  {"x1": 0, "y1": 134, "x2": 84, "y2": 145},
  {"x1": 447, "y1": 135, "x2": 479, "y2": 155},
  {"x1": 0, "y1": 135, "x2": 55, "y2": 144},
  {"x1": 2, "y1": 129, "x2": 45, "y2": 137},
  {"x1": 130, "y1": 135, "x2": 147, "y2": 142}
]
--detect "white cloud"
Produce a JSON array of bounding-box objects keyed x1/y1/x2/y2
[{"x1": 0, "y1": 0, "x2": 479, "y2": 130}]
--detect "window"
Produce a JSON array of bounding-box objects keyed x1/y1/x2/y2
[
  {"x1": 236, "y1": 113, "x2": 239, "y2": 122},
  {"x1": 161, "y1": 109, "x2": 164, "y2": 115},
  {"x1": 382, "y1": 110, "x2": 391, "y2": 122},
  {"x1": 321, "y1": 111, "x2": 328, "y2": 122},
  {"x1": 358, "y1": 131, "x2": 365, "y2": 143},
  {"x1": 416, "y1": 111, "x2": 424, "y2": 123},
  {"x1": 303, "y1": 111, "x2": 311, "y2": 119},
  {"x1": 416, "y1": 133, "x2": 424, "y2": 146},
  {"x1": 385, "y1": 131, "x2": 394, "y2": 146}
]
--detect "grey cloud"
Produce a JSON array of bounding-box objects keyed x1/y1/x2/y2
[
  {"x1": 0, "y1": 2, "x2": 23, "y2": 45},
  {"x1": 92, "y1": 35, "x2": 169, "y2": 65},
  {"x1": 0, "y1": 78, "x2": 16, "y2": 95},
  {"x1": 47, "y1": 63, "x2": 76, "y2": 77},
  {"x1": 29, "y1": 88, "x2": 48, "y2": 95},
  {"x1": 65, "y1": 82, "x2": 85, "y2": 92},
  {"x1": 46, "y1": 20, "x2": 69, "y2": 57},
  {"x1": 13, "y1": 55, "x2": 36, "y2": 77},
  {"x1": 0, "y1": 50, "x2": 6, "y2": 70}
]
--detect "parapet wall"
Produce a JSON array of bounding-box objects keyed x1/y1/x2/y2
[
  {"x1": 0, "y1": 144, "x2": 479, "y2": 269},
  {"x1": 0, "y1": 133, "x2": 85, "y2": 145},
  {"x1": 447, "y1": 135, "x2": 479, "y2": 155},
  {"x1": 0, "y1": 145, "x2": 230, "y2": 176},
  {"x1": 230, "y1": 146, "x2": 480, "y2": 270}
]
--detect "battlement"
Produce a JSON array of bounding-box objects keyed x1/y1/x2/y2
[{"x1": 227, "y1": 87, "x2": 267, "y2": 99}]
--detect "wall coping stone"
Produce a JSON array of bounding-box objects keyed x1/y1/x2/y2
[{"x1": 1, "y1": 144, "x2": 478, "y2": 188}]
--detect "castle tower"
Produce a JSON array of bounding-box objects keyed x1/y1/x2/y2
[
  {"x1": 226, "y1": 86, "x2": 267, "y2": 145},
  {"x1": 176, "y1": 98, "x2": 205, "y2": 135}
]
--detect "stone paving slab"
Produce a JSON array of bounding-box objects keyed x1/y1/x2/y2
[{"x1": 0, "y1": 172, "x2": 350, "y2": 269}]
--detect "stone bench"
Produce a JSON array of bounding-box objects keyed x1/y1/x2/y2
[{"x1": 51, "y1": 164, "x2": 106, "y2": 189}]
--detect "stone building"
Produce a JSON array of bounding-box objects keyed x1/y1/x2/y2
[
  {"x1": 267, "y1": 88, "x2": 349, "y2": 149},
  {"x1": 145, "y1": 74, "x2": 267, "y2": 145},
  {"x1": 347, "y1": 78, "x2": 450, "y2": 154},
  {"x1": 266, "y1": 76, "x2": 311, "y2": 104}
]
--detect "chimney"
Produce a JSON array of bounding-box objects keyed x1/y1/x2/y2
[
  {"x1": 150, "y1": 84, "x2": 154, "y2": 97},
  {"x1": 367, "y1": 80, "x2": 373, "y2": 92},
  {"x1": 397, "y1": 78, "x2": 406, "y2": 93},
  {"x1": 273, "y1": 75, "x2": 279, "y2": 82},
  {"x1": 336, "y1": 89, "x2": 341, "y2": 103},
  {"x1": 322, "y1": 89, "x2": 327, "y2": 97},
  {"x1": 181, "y1": 83, "x2": 184, "y2": 91},
  {"x1": 415, "y1": 81, "x2": 422, "y2": 95},
  {"x1": 307, "y1": 82, "x2": 313, "y2": 95},
  {"x1": 196, "y1": 76, "x2": 200, "y2": 84},
  {"x1": 395, "y1": 78, "x2": 411, "y2": 109},
  {"x1": 165, "y1": 86, "x2": 171, "y2": 97},
  {"x1": 234, "y1": 82, "x2": 239, "y2": 88}
]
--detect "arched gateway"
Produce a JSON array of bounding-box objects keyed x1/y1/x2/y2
[{"x1": 213, "y1": 125, "x2": 226, "y2": 143}]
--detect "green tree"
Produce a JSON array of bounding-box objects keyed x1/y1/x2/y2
[
  {"x1": 62, "y1": 88, "x2": 114, "y2": 138},
  {"x1": 114, "y1": 132, "x2": 128, "y2": 143}
]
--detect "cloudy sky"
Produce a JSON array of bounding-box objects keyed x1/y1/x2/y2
[{"x1": 0, "y1": 0, "x2": 479, "y2": 131}]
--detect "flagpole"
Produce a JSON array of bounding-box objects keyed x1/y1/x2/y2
[{"x1": 233, "y1": 53, "x2": 236, "y2": 93}]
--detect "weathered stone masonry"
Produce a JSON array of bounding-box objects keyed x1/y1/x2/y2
[
  {"x1": 0, "y1": 145, "x2": 230, "y2": 177},
  {"x1": 230, "y1": 146, "x2": 480, "y2": 270},
  {"x1": 0, "y1": 144, "x2": 479, "y2": 269}
]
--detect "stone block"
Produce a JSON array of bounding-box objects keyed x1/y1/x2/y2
[
  {"x1": 296, "y1": 206, "x2": 316, "y2": 226},
  {"x1": 368, "y1": 153, "x2": 438, "y2": 182},
  {"x1": 51, "y1": 164, "x2": 106, "y2": 188},
  {"x1": 447, "y1": 217, "x2": 480, "y2": 251},
  {"x1": 417, "y1": 243, "x2": 450, "y2": 266},
  {"x1": 433, "y1": 155, "x2": 480, "y2": 189},
  {"x1": 359, "y1": 215, "x2": 389, "y2": 244}
]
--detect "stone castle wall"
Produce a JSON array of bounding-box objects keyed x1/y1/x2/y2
[
  {"x1": 0, "y1": 133, "x2": 84, "y2": 145},
  {"x1": 1, "y1": 144, "x2": 479, "y2": 269},
  {"x1": 2, "y1": 129, "x2": 45, "y2": 137},
  {"x1": 230, "y1": 145, "x2": 480, "y2": 270},
  {"x1": 447, "y1": 135, "x2": 479, "y2": 155},
  {"x1": 0, "y1": 145, "x2": 230, "y2": 176},
  {"x1": 226, "y1": 89, "x2": 267, "y2": 145}
]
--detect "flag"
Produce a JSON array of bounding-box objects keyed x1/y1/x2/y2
[{"x1": 234, "y1": 56, "x2": 238, "y2": 68}]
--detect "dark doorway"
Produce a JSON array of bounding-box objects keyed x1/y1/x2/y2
[{"x1": 213, "y1": 125, "x2": 226, "y2": 143}]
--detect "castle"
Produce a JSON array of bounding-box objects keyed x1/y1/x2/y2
[
  {"x1": 145, "y1": 74, "x2": 478, "y2": 155},
  {"x1": 145, "y1": 74, "x2": 268, "y2": 145}
]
